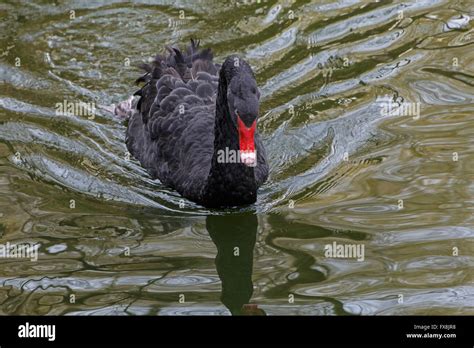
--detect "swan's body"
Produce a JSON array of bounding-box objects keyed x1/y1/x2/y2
[{"x1": 125, "y1": 41, "x2": 268, "y2": 207}]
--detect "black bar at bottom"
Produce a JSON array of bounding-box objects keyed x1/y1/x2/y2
[{"x1": 0, "y1": 315, "x2": 472, "y2": 346}]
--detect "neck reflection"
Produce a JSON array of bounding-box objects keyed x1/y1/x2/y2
[{"x1": 205, "y1": 212, "x2": 265, "y2": 315}]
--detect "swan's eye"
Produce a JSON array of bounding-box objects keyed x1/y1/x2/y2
[{"x1": 251, "y1": 87, "x2": 257, "y2": 94}]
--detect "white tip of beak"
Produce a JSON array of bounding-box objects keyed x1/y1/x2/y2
[{"x1": 240, "y1": 150, "x2": 257, "y2": 167}]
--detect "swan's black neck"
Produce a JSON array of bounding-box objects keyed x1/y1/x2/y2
[{"x1": 201, "y1": 66, "x2": 257, "y2": 207}]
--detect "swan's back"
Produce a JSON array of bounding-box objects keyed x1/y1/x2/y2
[{"x1": 126, "y1": 40, "x2": 220, "y2": 200}]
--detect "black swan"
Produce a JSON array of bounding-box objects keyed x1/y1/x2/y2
[{"x1": 123, "y1": 40, "x2": 268, "y2": 208}]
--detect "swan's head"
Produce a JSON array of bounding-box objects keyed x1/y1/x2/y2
[{"x1": 221, "y1": 56, "x2": 260, "y2": 167}]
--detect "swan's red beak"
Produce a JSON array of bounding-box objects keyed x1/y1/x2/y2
[{"x1": 237, "y1": 115, "x2": 257, "y2": 167}]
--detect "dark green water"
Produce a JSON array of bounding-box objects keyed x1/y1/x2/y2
[{"x1": 0, "y1": 0, "x2": 473, "y2": 315}]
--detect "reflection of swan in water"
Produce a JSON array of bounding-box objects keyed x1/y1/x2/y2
[{"x1": 206, "y1": 213, "x2": 265, "y2": 315}]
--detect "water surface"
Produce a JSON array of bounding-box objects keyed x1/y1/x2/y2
[{"x1": 0, "y1": 0, "x2": 473, "y2": 315}]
